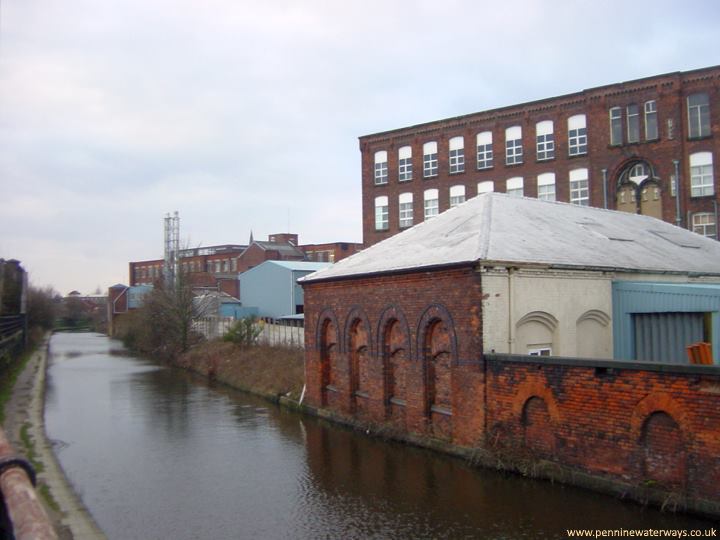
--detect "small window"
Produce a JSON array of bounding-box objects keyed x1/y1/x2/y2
[
  {"x1": 528, "y1": 347, "x2": 552, "y2": 356},
  {"x1": 628, "y1": 163, "x2": 649, "y2": 184},
  {"x1": 626, "y1": 105, "x2": 640, "y2": 143},
  {"x1": 505, "y1": 126, "x2": 523, "y2": 165},
  {"x1": 375, "y1": 196, "x2": 389, "y2": 230},
  {"x1": 424, "y1": 189, "x2": 439, "y2": 219},
  {"x1": 423, "y1": 142, "x2": 438, "y2": 178},
  {"x1": 536, "y1": 120, "x2": 555, "y2": 161},
  {"x1": 449, "y1": 185, "x2": 466, "y2": 207},
  {"x1": 537, "y1": 173, "x2": 556, "y2": 201},
  {"x1": 569, "y1": 168, "x2": 589, "y2": 206},
  {"x1": 506, "y1": 176, "x2": 523, "y2": 197},
  {"x1": 398, "y1": 146, "x2": 412, "y2": 182},
  {"x1": 476, "y1": 131, "x2": 493, "y2": 169},
  {"x1": 692, "y1": 212, "x2": 717, "y2": 239},
  {"x1": 374, "y1": 151, "x2": 388, "y2": 185},
  {"x1": 609, "y1": 107, "x2": 622, "y2": 145},
  {"x1": 477, "y1": 180, "x2": 494, "y2": 194},
  {"x1": 568, "y1": 114, "x2": 587, "y2": 156},
  {"x1": 449, "y1": 137, "x2": 465, "y2": 174},
  {"x1": 644, "y1": 100, "x2": 658, "y2": 140},
  {"x1": 399, "y1": 192, "x2": 413, "y2": 228},
  {"x1": 688, "y1": 93, "x2": 711, "y2": 138},
  {"x1": 690, "y1": 152, "x2": 714, "y2": 197}
]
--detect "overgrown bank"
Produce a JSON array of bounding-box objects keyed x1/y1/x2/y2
[{"x1": 174, "y1": 341, "x2": 305, "y2": 402}]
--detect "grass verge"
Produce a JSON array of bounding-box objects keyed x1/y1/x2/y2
[{"x1": 0, "y1": 349, "x2": 33, "y2": 426}]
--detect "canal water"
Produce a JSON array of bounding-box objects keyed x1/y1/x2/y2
[{"x1": 44, "y1": 333, "x2": 715, "y2": 539}]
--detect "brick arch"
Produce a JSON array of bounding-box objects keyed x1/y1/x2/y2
[
  {"x1": 522, "y1": 396, "x2": 556, "y2": 456},
  {"x1": 512, "y1": 380, "x2": 562, "y2": 426},
  {"x1": 415, "y1": 303, "x2": 458, "y2": 364},
  {"x1": 576, "y1": 309, "x2": 610, "y2": 326},
  {"x1": 516, "y1": 310, "x2": 558, "y2": 332},
  {"x1": 377, "y1": 305, "x2": 412, "y2": 419},
  {"x1": 629, "y1": 393, "x2": 691, "y2": 443},
  {"x1": 639, "y1": 411, "x2": 688, "y2": 488},
  {"x1": 611, "y1": 156, "x2": 659, "y2": 188},
  {"x1": 314, "y1": 307, "x2": 340, "y2": 351},
  {"x1": 376, "y1": 304, "x2": 411, "y2": 358},
  {"x1": 343, "y1": 305, "x2": 374, "y2": 357}
]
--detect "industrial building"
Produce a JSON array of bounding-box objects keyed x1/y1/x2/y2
[{"x1": 361, "y1": 65, "x2": 720, "y2": 247}]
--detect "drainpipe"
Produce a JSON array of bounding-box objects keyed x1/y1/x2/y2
[
  {"x1": 715, "y1": 200, "x2": 719, "y2": 240},
  {"x1": 507, "y1": 267, "x2": 514, "y2": 354},
  {"x1": 601, "y1": 168, "x2": 608, "y2": 209},
  {"x1": 673, "y1": 159, "x2": 682, "y2": 227}
]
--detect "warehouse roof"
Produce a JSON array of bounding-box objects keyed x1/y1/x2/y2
[{"x1": 302, "y1": 193, "x2": 720, "y2": 283}]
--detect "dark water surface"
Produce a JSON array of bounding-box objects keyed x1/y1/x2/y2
[{"x1": 44, "y1": 333, "x2": 715, "y2": 539}]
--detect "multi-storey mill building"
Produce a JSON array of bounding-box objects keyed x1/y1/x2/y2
[{"x1": 360, "y1": 66, "x2": 719, "y2": 247}]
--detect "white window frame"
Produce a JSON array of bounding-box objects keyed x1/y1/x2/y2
[
  {"x1": 449, "y1": 136, "x2": 465, "y2": 174},
  {"x1": 399, "y1": 192, "x2": 413, "y2": 229},
  {"x1": 692, "y1": 212, "x2": 717, "y2": 239},
  {"x1": 569, "y1": 168, "x2": 589, "y2": 206},
  {"x1": 536, "y1": 120, "x2": 555, "y2": 161},
  {"x1": 449, "y1": 185, "x2": 466, "y2": 207},
  {"x1": 537, "y1": 173, "x2": 556, "y2": 201},
  {"x1": 688, "y1": 93, "x2": 711, "y2": 139},
  {"x1": 423, "y1": 141, "x2": 438, "y2": 178},
  {"x1": 690, "y1": 152, "x2": 714, "y2": 197},
  {"x1": 374, "y1": 150, "x2": 388, "y2": 185},
  {"x1": 609, "y1": 107, "x2": 622, "y2": 146},
  {"x1": 375, "y1": 196, "x2": 389, "y2": 231},
  {"x1": 644, "y1": 100, "x2": 658, "y2": 141},
  {"x1": 505, "y1": 126, "x2": 523, "y2": 165},
  {"x1": 626, "y1": 105, "x2": 640, "y2": 143},
  {"x1": 476, "y1": 131, "x2": 493, "y2": 169},
  {"x1": 506, "y1": 176, "x2": 523, "y2": 197},
  {"x1": 398, "y1": 146, "x2": 412, "y2": 182},
  {"x1": 477, "y1": 180, "x2": 494, "y2": 194},
  {"x1": 568, "y1": 114, "x2": 587, "y2": 156},
  {"x1": 423, "y1": 189, "x2": 439, "y2": 219}
]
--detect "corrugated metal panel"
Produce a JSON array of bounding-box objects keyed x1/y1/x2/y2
[
  {"x1": 612, "y1": 281, "x2": 720, "y2": 364},
  {"x1": 633, "y1": 312, "x2": 704, "y2": 363}
]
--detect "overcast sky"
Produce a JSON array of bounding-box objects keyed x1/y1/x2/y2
[{"x1": 1, "y1": 0, "x2": 719, "y2": 294}]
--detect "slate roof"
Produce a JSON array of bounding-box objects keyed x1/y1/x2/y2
[{"x1": 301, "y1": 193, "x2": 720, "y2": 283}]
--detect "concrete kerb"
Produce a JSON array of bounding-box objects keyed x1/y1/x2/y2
[{"x1": 23, "y1": 338, "x2": 107, "y2": 540}]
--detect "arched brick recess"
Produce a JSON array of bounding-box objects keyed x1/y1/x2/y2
[
  {"x1": 344, "y1": 307, "x2": 373, "y2": 415},
  {"x1": 415, "y1": 304, "x2": 458, "y2": 364},
  {"x1": 417, "y1": 304, "x2": 457, "y2": 439},
  {"x1": 377, "y1": 305, "x2": 411, "y2": 421},
  {"x1": 629, "y1": 393, "x2": 691, "y2": 441},
  {"x1": 522, "y1": 397, "x2": 555, "y2": 456},
  {"x1": 511, "y1": 380, "x2": 562, "y2": 424},
  {"x1": 315, "y1": 308, "x2": 340, "y2": 351},
  {"x1": 640, "y1": 412, "x2": 687, "y2": 488},
  {"x1": 630, "y1": 393, "x2": 690, "y2": 488},
  {"x1": 316, "y1": 308, "x2": 340, "y2": 407}
]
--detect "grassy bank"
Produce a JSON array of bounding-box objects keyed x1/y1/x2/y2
[{"x1": 175, "y1": 341, "x2": 305, "y2": 401}]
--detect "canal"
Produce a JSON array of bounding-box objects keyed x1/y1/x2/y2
[{"x1": 44, "y1": 333, "x2": 715, "y2": 539}]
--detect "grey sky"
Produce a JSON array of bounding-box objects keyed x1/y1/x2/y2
[{"x1": 1, "y1": 0, "x2": 719, "y2": 294}]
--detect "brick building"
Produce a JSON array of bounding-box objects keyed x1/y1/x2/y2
[
  {"x1": 301, "y1": 194, "x2": 720, "y2": 514},
  {"x1": 361, "y1": 65, "x2": 720, "y2": 247},
  {"x1": 129, "y1": 235, "x2": 362, "y2": 298}
]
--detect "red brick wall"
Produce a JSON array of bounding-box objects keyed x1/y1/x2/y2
[
  {"x1": 361, "y1": 67, "x2": 720, "y2": 246},
  {"x1": 484, "y1": 358, "x2": 720, "y2": 502},
  {"x1": 304, "y1": 266, "x2": 485, "y2": 445},
  {"x1": 303, "y1": 266, "x2": 720, "y2": 507}
]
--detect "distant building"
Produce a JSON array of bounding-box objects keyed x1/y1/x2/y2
[
  {"x1": 107, "y1": 284, "x2": 152, "y2": 337},
  {"x1": 0, "y1": 259, "x2": 27, "y2": 316},
  {"x1": 128, "y1": 234, "x2": 362, "y2": 298},
  {"x1": 240, "y1": 260, "x2": 331, "y2": 319},
  {"x1": 360, "y1": 65, "x2": 720, "y2": 247}
]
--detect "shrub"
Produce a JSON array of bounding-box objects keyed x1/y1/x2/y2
[{"x1": 223, "y1": 317, "x2": 262, "y2": 347}]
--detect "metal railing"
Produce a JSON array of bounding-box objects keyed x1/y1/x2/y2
[{"x1": 0, "y1": 316, "x2": 25, "y2": 361}]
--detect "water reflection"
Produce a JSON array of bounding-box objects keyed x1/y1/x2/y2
[{"x1": 45, "y1": 333, "x2": 715, "y2": 540}]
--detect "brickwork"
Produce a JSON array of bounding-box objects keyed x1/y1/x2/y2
[
  {"x1": 361, "y1": 66, "x2": 720, "y2": 246},
  {"x1": 303, "y1": 265, "x2": 720, "y2": 510}
]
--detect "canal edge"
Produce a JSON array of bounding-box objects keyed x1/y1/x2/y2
[{"x1": 30, "y1": 336, "x2": 108, "y2": 540}]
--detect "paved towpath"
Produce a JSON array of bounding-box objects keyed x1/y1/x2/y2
[{"x1": 4, "y1": 337, "x2": 107, "y2": 540}]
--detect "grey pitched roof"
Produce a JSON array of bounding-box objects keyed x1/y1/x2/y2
[
  {"x1": 302, "y1": 193, "x2": 720, "y2": 283},
  {"x1": 253, "y1": 241, "x2": 305, "y2": 257}
]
